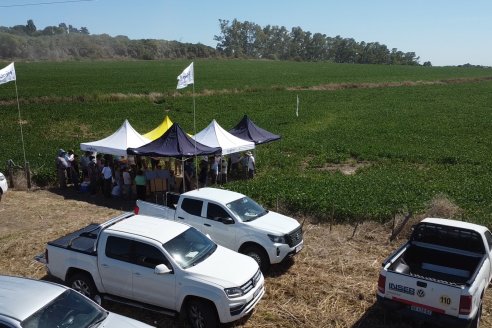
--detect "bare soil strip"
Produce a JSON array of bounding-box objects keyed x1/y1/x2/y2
[{"x1": 1, "y1": 76, "x2": 491, "y2": 106}]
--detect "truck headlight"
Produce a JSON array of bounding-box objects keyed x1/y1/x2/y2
[
  {"x1": 224, "y1": 287, "x2": 244, "y2": 298},
  {"x1": 268, "y1": 234, "x2": 286, "y2": 244}
]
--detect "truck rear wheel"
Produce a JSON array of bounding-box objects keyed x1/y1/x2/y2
[
  {"x1": 187, "y1": 299, "x2": 218, "y2": 328},
  {"x1": 67, "y1": 273, "x2": 100, "y2": 304},
  {"x1": 242, "y1": 245, "x2": 270, "y2": 273},
  {"x1": 471, "y1": 303, "x2": 482, "y2": 328}
]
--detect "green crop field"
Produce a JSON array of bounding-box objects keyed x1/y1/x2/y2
[{"x1": 1, "y1": 60, "x2": 492, "y2": 224}]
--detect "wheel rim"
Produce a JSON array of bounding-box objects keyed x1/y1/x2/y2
[
  {"x1": 72, "y1": 279, "x2": 91, "y2": 297},
  {"x1": 247, "y1": 251, "x2": 262, "y2": 266},
  {"x1": 189, "y1": 303, "x2": 205, "y2": 328}
]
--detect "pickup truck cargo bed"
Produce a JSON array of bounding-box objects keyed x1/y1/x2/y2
[{"x1": 47, "y1": 223, "x2": 100, "y2": 254}]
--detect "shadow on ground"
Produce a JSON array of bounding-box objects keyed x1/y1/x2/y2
[{"x1": 47, "y1": 186, "x2": 136, "y2": 212}]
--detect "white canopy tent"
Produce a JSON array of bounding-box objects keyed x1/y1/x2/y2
[
  {"x1": 80, "y1": 119, "x2": 151, "y2": 156},
  {"x1": 193, "y1": 119, "x2": 255, "y2": 155}
]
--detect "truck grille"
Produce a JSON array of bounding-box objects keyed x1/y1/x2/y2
[
  {"x1": 240, "y1": 269, "x2": 262, "y2": 294},
  {"x1": 286, "y1": 226, "x2": 303, "y2": 247}
]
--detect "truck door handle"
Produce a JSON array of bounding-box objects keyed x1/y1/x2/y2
[
  {"x1": 204, "y1": 223, "x2": 211, "y2": 227},
  {"x1": 101, "y1": 264, "x2": 109, "y2": 268},
  {"x1": 178, "y1": 216, "x2": 185, "y2": 220},
  {"x1": 134, "y1": 272, "x2": 141, "y2": 276}
]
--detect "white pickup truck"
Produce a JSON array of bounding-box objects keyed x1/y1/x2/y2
[
  {"x1": 37, "y1": 212, "x2": 265, "y2": 328},
  {"x1": 377, "y1": 218, "x2": 492, "y2": 328},
  {"x1": 135, "y1": 187, "x2": 304, "y2": 272}
]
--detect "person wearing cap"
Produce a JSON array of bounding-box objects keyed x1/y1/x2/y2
[{"x1": 246, "y1": 151, "x2": 255, "y2": 179}]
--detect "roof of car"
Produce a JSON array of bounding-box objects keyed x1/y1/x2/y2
[
  {"x1": 183, "y1": 187, "x2": 244, "y2": 204},
  {"x1": 108, "y1": 214, "x2": 190, "y2": 243},
  {"x1": 0, "y1": 275, "x2": 66, "y2": 322}
]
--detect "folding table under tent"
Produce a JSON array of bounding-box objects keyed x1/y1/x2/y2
[
  {"x1": 80, "y1": 119, "x2": 151, "y2": 156},
  {"x1": 143, "y1": 115, "x2": 174, "y2": 141},
  {"x1": 193, "y1": 119, "x2": 255, "y2": 155},
  {"x1": 229, "y1": 115, "x2": 281, "y2": 145}
]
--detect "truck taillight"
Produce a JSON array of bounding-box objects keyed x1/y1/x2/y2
[
  {"x1": 134, "y1": 205, "x2": 139, "y2": 214},
  {"x1": 45, "y1": 249, "x2": 49, "y2": 264},
  {"x1": 377, "y1": 274, "x2": 386, "y2": 294},
  {"x1": 459, "y1": 295, "x2": 472, "y2": 315}
]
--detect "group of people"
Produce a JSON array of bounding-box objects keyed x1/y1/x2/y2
[
  {"x1": 55, "y1": 148, "x2": 257, "y2": 200},
  {"x1": 187, "y1": 151, "x2": 256, "y2": 190}
]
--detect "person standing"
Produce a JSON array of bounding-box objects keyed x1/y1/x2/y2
[
  {"x1": 246, "y1": 151, "x2": 255, "y2": 179},
  {"x1": 88, "y1": 156, "x2": 99, "y2": 195},
  {"x1": 55, "y1": 149, "x2": 68, "y2": 189},
  {"x1": 101, "y1": 162, "x2": 113, "y2": 198},
  {"x1": 122, "y1": 167, "x2": 132, "y2": 200},
  {"x1": 211, "y1": 156, "x2": 220, "y2": 184},
  {"x1": 221, "y1": 156, "x2": 228, "y2": 184},
  {"x1": 135, "y1": 169, "x2": 147, "y2": 200}
]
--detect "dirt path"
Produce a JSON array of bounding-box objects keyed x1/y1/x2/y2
[{"x1": 0, "y1": 189, "x2": 489, "y2": 327}]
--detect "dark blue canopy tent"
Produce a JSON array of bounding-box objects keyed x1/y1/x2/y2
[
  {"x1": 228, "y1": 115, "x2": 281, "y2": 145},
  {"x1": 128, "y1": 123, "x2": 220, "y2": 192},
  {"x1": 127, "y1": 123, "x2": 221, "y2": 158}
]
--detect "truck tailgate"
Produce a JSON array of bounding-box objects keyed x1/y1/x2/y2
[
  {"x1": 136, "y1": 200, "x2": 176, "y2": 220},
  {"x1": 384, "y1": 271, "x2": 463, "y2": 317}
]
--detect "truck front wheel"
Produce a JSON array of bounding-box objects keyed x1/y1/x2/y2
[
  {"x1": 242, "y1": 245, "x2": 270, "y2": 273},
  {"x1": 187, "y1": 299, "x2": 218, "y2": 328},
  {"x1": 67, "y1": 273, "x2": 100, "y2": 304}
]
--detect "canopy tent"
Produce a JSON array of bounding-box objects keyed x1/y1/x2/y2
[
  {"x1": 143, "y1": 115, "x2": 174, "y2": 141},
  {"x1": 193, "y1": 119, "x2": 255, "y2": 155},
  {"x1": 127, "y1": 123, "x2": 221, "y2": 158},
  {"x1": 80, "y1": 119, "x2": 150, "y2": 156},
  {"x1": 229, "y1": 115, "x2": 281, "y2": 145}
]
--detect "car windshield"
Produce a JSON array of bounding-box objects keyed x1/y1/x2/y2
[
  {"x1": 21, "y1": 289, "x2": 107, "y2": 328},
  {"x1": 226, "y1": 196, "x2": 268, "y2": 222},
  {"x1": 163, "y1": 227, "x2": 217, "y2": 269}
]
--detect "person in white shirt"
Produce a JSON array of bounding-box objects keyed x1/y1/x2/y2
[
  {"x1": 122, "y1": 167, "x2": 132, "y2": 199},
  {"x1": 246, "y1": 151, "x2": 255, "y2": 179},
  {"x1": 101, "y1": 161, "x2": 113, "y2": 198}
]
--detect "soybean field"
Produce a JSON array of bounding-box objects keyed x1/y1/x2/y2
[{"x1": 1, "y1": 60, "x2": 492, "y2": 224}]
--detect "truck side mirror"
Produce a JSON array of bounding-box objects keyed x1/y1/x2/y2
[
  {"x1": 220, "y1": 217, "x2": 234, "y2": 225},
  {"x1": 155, "y1": 264, "x2": 172, "y2": 275}
]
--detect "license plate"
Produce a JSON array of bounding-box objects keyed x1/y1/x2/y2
[
  {"x1": 295, "y1": 243, "x2": 303, "y2": 253},
  {"x1": 410, "y1": 305, "x2": 432, "y2": 316}
]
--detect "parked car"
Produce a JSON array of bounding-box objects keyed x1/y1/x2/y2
[
  {"x1": 0, "y1": 172, "x2": 8, "y2": 201},
  {"x1": 37, "y1": 212, "x2": 264, "y2": 328},
  {"x1": 135, "y1": 187, "x2": 304, "y2": 272},
  {"x1": 0, "y1": 275, "x2": 154, "y2": 328},
  {"x1": 377, "y1": 218, "x2": 492, "y2": 328}
]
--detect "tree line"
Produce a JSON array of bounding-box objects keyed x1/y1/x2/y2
[
  {"x1": 214, "y1": 19, "x2": 429, "y2": 66},
  {"x1": 0, "y1": 20, "x2": 217, "y2": 60},
  {"x1": 0, "y1": 19, "x2": 429, "y2": 65}
]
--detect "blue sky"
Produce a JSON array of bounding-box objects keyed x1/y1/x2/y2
[{"x1": 1, "y1": 0, "x2": 491, "y2": 66}]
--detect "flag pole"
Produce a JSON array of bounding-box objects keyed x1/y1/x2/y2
[
  {"x1": 193, "y1": 81, "x2": 199, "y2": 189},
  {"x1": 14, "y1": 79, "x2": 28, "y2": 168}
]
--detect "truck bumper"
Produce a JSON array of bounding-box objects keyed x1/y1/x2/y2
[
  {"x1": 268, "y1": 240, "x2": 304, "y2": 264},
  {"x1": 377, "y1": 295, "x2": 473, "y2": 328}
]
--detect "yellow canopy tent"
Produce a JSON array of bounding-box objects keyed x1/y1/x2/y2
[{"x1": 143, "y1": 115, "x2": 173, "y2": 140}]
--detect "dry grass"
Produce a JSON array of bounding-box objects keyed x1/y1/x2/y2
[{"x1": 0, "y1": 190, "x2": 490, "y2": 327}]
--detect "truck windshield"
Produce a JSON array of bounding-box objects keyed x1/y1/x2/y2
[
  {"x1": 163, "y1": 227, "x2": 217, "y2": 269},
  {"x1": 226, "y1": 197, "x2": 268, "y2": 222},
  {"x1": 21, "y1": 289, "x2": 107, "y2": 328}
]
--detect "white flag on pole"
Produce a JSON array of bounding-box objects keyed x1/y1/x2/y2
[
  {"x1": 296, "y1": 94, "x2": 299, "y2": 117},
  {"x1": 0, "y1": 62, "x2": 16, "y2": 85},
  {"x1": 176, "y1": 62, "x2": 194, "y2": 89}
]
